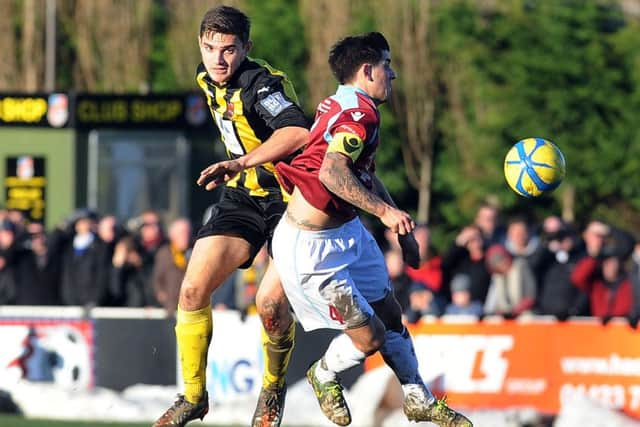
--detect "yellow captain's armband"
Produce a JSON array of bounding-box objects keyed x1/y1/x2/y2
[{"x1": 327, "y1": 132, "x2": 364, "y2": 162}]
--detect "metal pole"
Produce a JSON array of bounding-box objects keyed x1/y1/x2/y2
[{"x1": 45, "y1": 0, "x2": 56, "y2": 91}]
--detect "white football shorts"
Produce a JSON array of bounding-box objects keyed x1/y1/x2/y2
[{"x1": 272, "y1": 214, "x2": 391, "y2": 331}]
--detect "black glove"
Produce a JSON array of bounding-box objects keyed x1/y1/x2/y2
[{"x1": 627, "y1": 315, "x2": 640, "y2": 329}]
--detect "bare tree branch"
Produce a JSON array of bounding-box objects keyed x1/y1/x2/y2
[
  {"x1": 166, "y1": 0, "x2": 239, "y2": 89},
  {"x1": 0, "y1": 0, "x2": 18, "y2": 90},
  {"x1": 74, "y1": 0, "x2": 152, "y2": 92},
  {"x1": 300, "y1": 0, "x2": 350, "y2": 110},
  {"x1": 376, "y1": 0, "x2": 438, "y2": 222}
]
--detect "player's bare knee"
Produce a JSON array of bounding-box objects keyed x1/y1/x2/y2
[
  {"x1": 257, "y1": 296, "x2": 292, "y2": 335},
  {"x1": 179, "y1": 280, "x2": 209, "y2": 310}
]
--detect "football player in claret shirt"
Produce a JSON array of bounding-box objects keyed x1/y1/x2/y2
[
  {"x1": 272, "y1": 32, "x2": 473, "y2": 427},
  {"x1": 153, "y1": 6, "x2": 308, "y2": 427}
]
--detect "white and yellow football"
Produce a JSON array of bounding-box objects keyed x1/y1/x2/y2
[{"x1": 504, "y1": 138, "x2": 566, "y2": 198}]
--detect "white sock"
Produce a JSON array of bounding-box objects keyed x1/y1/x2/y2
[
  {"x1": 315, "y1": 333, "x2": 366, "y2": 383},
  {"x1": 402, "y1": 383, "x2": 435, "y2": 405}
]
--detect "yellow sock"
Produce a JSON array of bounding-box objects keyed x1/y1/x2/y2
[
  {"x1": 261, "y1": 321, "x2": 295, "y2": 388},
  {"x1": 176, "y1": 305, "x2": 212, "y2": 404}
]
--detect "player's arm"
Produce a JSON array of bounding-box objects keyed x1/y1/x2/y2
[
  {"x1": 318, "y1": 130, "x2": 414, "y2": 235},
  {"x1": 198, "y1": 126, "x2": 307, "y2": 190},
  {"x1": 238, "y1": 126, "x2": 308, "y2": 169},
  {"x1": 371, "y1": 175, "x2": 420, "y2": 267},
  {"x1": 198, "y1": 75, "x2": 309, "y2": 190}
]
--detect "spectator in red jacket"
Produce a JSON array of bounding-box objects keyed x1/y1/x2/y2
[
  {"x1": 571, "y1": 221, "x2": 636, "y2": 319},
  {"x1": 404, "y1": 224, "x2": 442, "y2": 293}
]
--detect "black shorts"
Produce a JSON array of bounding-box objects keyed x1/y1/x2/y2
[{"x1": 196, "y1": 186, "x2": 286, "y2": 268}]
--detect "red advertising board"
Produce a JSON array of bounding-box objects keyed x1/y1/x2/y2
[{"x1": 365, "y1": 319, "x2": 640, "y2": 417}]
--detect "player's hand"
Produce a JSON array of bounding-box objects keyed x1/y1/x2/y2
[
  {"x1": 380, "y1": 206, "x2": 415, "y2": 236},
  {"x1": 398, "y1": 232, "x2": 420, "y2": 269},
  {"x1": 197, "y1": 159, "x2": 244, "y2": 190}
]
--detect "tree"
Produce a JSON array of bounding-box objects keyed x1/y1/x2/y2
[
  {"x1": 68, "y1": 0, "x2": 153, "y2": 92},
  {"x1": 300, "y1": 0, "x2": 351, "y2": 110},
  {"x1": 163, "y1": 0, "x2": 238, "y2": 91},
  {"x1": 0, "y1": 0, "x2": 45, "y2": 91},
  {"x1": 375, "y1": 0, "x2": 438, "y2": 223},
  {"x1": 0, "y1": 0, "x2": 18, "y2": 90},
  {"x1": 470, "y1": 1, "x2": 640, "y2": 227}
]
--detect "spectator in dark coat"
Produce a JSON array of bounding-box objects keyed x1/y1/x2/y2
[
  {"x1": 403, "y1": 283, "x2": 441, "y2": 324},
  {"x1": 441, "y1": 225, "x2": 492, "y2": 304},
  {"x1": 0, "y1": 219, "x2": 17, "y2": 304},
  {"x1": 14, "y1": 222, "x2": 61, "y2": 305},
  {"x1": 59, "y1": 210, "x2": 110, "y2": 306},
  {"x1": 535, "y1": 223, "x2": 590, "y2": 319},
  {"x1": 629, "y1": 238, "x2": 640, "y2": 327},
  {"x1": 109, "y1": 234, "x2": 146, "y2": 307}
]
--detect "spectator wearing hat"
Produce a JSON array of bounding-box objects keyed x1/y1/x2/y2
[
  {"x1": 571, "y1": 222, "x2": 636, "y2": 320},
  {"x1": 483, "y1": 243, "x2": 537, "y2": 318},
  {"x1": 403, "y1": 282, "x2": 441, "y2": 324},
  {"x1": 444, "y1": 274, "x2": 484, "y2": 317},
  {"x1": 58, "y1": 209, "x2": 110, "y2": 306}
]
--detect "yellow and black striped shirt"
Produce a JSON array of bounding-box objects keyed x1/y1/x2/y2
[{"x1": 196, "y1": 58, "x2": 308, "y2": 199}]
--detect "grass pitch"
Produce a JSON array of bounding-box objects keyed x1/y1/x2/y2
[
  {"x1": 0, "y1": 415, "x2": 150, "y2": 427},
  {"x1": 0, "y1": 414, "x2": 243, "y2": 427}
]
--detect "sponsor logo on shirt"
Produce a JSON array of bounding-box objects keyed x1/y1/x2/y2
[
  {"x1": 259, "y1": 92, "x2": 292, "y2": 117},
  {"x1": 350, "y1": 111, "x2": 365, "y2": 121}
]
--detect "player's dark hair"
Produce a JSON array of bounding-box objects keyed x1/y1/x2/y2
[
  {"x1": 328, "y1": 32, "x2": 390, "y2": 84},
  {"x1": 199, "y1": 5, "x2": 250, "y2": 44}
]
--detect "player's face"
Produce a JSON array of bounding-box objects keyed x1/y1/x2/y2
[
  {"x1": 369, "y1": 50, "x2": 396, "y2": 103},
  {"x1": 199, "y1": 32, "x2": 250, "y2": 85}
]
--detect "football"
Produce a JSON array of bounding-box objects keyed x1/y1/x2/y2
[{"x1": 504, "y1": 138, "x2": 566, "y2": 198}]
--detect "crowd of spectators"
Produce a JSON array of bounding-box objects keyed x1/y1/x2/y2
[
  {"x1": 2, "y1": 202, "x2": 640, "y2": 327},
  {"x1": 0, "y1": 207, "x2": 259, "y2": 316},
  {"x1": 384, "y1": 203, "x2": 640, "y2": 326}
]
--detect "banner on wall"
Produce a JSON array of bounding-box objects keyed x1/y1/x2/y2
[
  {"x1": 4, "y1": 155, "x2": 47, "y2": 223},
  {"x1": 0, "y1": 92, "x2": 209, "y2": 129},
  {"x1": 365, "y1": 319, "x2": 640, "y2": 418},
  {"x1": 199, "y1": 311, "x2": 263, "y2": 403},
  {"x1": 0, "y1": 94, "x2": 70, "y2": 127},
  {"x1": 0, "y1": 318, "x2": 94, "y2": 389}
]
